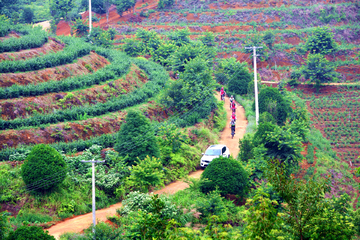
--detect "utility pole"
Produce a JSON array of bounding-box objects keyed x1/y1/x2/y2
[
  {"x1": 245, "y1": 46, "x2": 263, "y2": 126},
  {"x1": 80, "y1": 159, "x2": 105, "y2": 238},
  {"x1": 89, "y1": 0, "x2": 92, "y2": 34}
]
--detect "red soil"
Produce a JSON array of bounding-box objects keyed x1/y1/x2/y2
[
  {"x1": 0, "y1": 64, "x2": 148, "y2": 120},
  {"x1": 0, "y1": 52, "x2": 109, "y2": 88},
  {"x1": 0, "y1": 32, "x2": 21, "y2": 41},
  {"x1": 0, "y1": 38, "x2": 65, "y2": 62}
]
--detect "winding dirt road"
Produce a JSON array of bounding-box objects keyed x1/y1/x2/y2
[{"x1": 47, "y1": 94, "x2": 247, "y2": 239}]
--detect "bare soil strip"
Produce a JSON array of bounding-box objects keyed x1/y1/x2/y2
[{"x1": 46, "y1": 94, "x2": 248, "y2": 239}]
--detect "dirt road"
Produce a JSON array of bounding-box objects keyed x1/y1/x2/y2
[{"x1": 47, "y1": 95, "x2": 247, "y2": 239}]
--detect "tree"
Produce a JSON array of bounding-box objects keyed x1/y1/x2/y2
[
  {"x1": 305, "y1": 26, "x2": 338, "y2": 55},
  {"x1": 71, "y1": 18, "x2": 89, "y2": 36},
  {"x1": 150, "y1": 41, "x2": 178, "y2": 66},
  {"x1": 243, "y1": 187, "x2": 282, "y2": 239},
  {"x1": 158, "y1": 0, "x2": 175, "y2": 9},
  {"x1": 21, "y1": 144, "x2": 67, "y2": 192},
  {"x1": 21, "y1": 7, "x2": 34, "y2": 24},
  {"x1": 6, "y1": 225, "x2": 55, "y2": 240},
  {"x1": 263, "y1": 31, "x2": 275, "y2": 51},
  {"x1": 50, "y1": 0, "x2": 75, "y2": 21},
  {"x1": 199, "y1": 31, "x2": 215, "y2": 47},
  {"x1": 264, "y1": 159, "x2": 331, "y2": 240},
  {"x1": 114, "y1": 0, "x2": 135, "y2": 17},
  {"x1": 163, "y1": 57, "x2": 215, "y2": 112},
  {"x1": 168, "y1": 27, "x2": 191, "y2": 47},
  {"x1": 227, "y1": 61, "x2": 253, "y2": 95},
  {"x1": 238, "y1": 133, "x2": 254, "y2": 163},
  {"x1": 171, "y1": 41, "x2": 216, "y2": 73},
  {"x1": 126, "y1": 156, "x2": 165, "y2": 192},
  {"x1": 122, "y1": 37, "x2": 145, "y2": 56},
  {"x1": 114, "y1": 110, "x2": 160, "y2": 165},
  {"x1": 301, "y1": 53, "x2": 339, "y2": 92},
  {"x1": 81, "y1": 0, "x2": 112, "y2": 23},
  {"x1": 257, "y1": 87, "x2": 290, "y2": 125},
  {"x1": 200, "y1": 156, "x2": 249, "y2": 197}
]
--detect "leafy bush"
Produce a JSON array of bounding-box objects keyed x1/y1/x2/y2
[
  {"x1": 305, "y1": 26, "x2": 338, "y2": 55},
  {"x1": 6, "y1": 225, "x2": 55, "y2": 240},
  {"x1": 256, "y1": 87, "x2": 290, "y2": 125},
  {"x1": 306, "y1": 144, "x2": 315, "y2": 164},
  {"x1": 122, "y1": 37, "x2": 145, "y2": 57},
  {"x1": 21, "y1": 8, "x2": 34, "y2": 23},
  {"x1": 238, "y1": 133, "x2": 254, "y2": 162},
  {"x1": 21, "y1": 144, "x2": 67, "y2": 192},
  {"x1": 115, "y1": 110, "x2": 160, "y2": 166},
  {"x1": 158, "y1": 0, "x2": 174, "y2": 9},
  {"x1": 200, "y1": 156, "x2": 249, "y2": 197},
  {"x1": 227, "y1": 61, "x2": 253, "y2": 95}
]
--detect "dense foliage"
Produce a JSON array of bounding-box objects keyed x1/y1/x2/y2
[
  {"x1": 6, "y1": 225, "x2": 55, "y2": 240},
  {"x1": 115, "y1": 110, "x2": 160, "y2": 166},
  {"x1": 200, "y1": 156, "x2": 249, "y2": 197},
  {"x1": 256, "y1": 87, "x2": 290, "y2": 125},
  {"x1": 21, "y1": 144, "x2": 67, "y2": 192},
  {"x1": 305, "y1": 26, "x2": 338, "y2": 55}
]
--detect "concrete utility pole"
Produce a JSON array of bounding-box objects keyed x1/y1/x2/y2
[
  {"x1": 245, "y1": 46, "x2": 263, "y2": 126},
  {"x1": 80, "y1": 159, "x2": 105, "y2": 237},
  {"x1": 89, "y1": 0, "x2": 92, "y2": 34}
]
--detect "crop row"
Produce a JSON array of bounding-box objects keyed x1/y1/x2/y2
[
  {"x1": 0, "y1": 47, "x2": 131, "y2": 99},
  {"x1": 0, "y1": 57, "x2": 168, "y2": 130},
  {"x1": 0, "y1": 25, "x2": 48, "y2": 53},
  {"x1": 0, "y1": 37, "x2": 91, "y2": 73},
  {"x1": 312, "y1": 110, "x2": 359, "y2": 121},
  {"x1": 310, "y1": 98, "x2": 360, "y2": 109}
]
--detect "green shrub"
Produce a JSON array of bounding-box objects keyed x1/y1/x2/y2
[
  {"x1": 256, "y1": 87, "x2": 290, "y2": 125},
  {"x1": 259, "y1": 112, "x2": 276, "y2": 125},
  {"x1": 6, "y1": 225, "x2": 55, "y2": 240},
  {"x1": 115, "y1": 110, "x2": 160, "y2": 166},
  {"x1": 158, "y1": 0, "x2": 175, "y2": 9},
  {"x1": 306, "y1": 144, "x2": 315, "y2": 164},
  {"x1": 238, "y1": 133, "x2": 255, "y2": 162},
  {"x1": 200, "y1": 156, "x2": 249, "y2": 197},
  {"x1": 21, "y1": 144, "x2": 67, "y2": 192},
  {"x1": 305, "y1": 26, "x2": 338, "y2": 55},
  {"x1": 22, "y1": 8, "x2": 34, "y2": 23}
]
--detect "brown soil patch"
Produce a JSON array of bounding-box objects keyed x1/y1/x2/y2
[
  {"x1": 0, "y1": 64, "x2": 148, "y2": 120},
  {"x1": 0, "y1": 51, "x2": 109, "y2": 88},
  {"x1": 0, "y1": 38, "x2": 65, "y2": 62}
]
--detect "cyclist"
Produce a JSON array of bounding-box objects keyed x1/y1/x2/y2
[
  {"x1": 220, "y1": 87, "x2": 225, "y2": 101},
  {"x1": 231, "y1": 101, "x2": 236, "y2": 113},
  {"x1": 229, "y1": 95, "x2": 235, "y2": 109},
  {"x1": 231, "y1": 112, "x2": 237, "y2": 122},
  {"x1": 230, "y1": 119, "x2": 236, "y2": 135}
]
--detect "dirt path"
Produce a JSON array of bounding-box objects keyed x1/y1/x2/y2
[{"x1": 47, "y1": 94, "x2": 248, "y2": 239}]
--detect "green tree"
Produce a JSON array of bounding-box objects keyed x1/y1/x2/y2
[
  {"x1": 244, "y1": 33, "x2": 269, "y2": 61},
  {"x1": 263, "y1": 31, "x2": 275, "y2": 51},
  {"x1": 243, "y1": 187, "x2": 282, "y2": 239},
  {"x1": 7, "y1": 225, "x2": 55, "y2": 240},
  {"x1": 257, "y1": 87, "x2": 290, "y2": 125},
  {"x1": 50, "y1": 0, "x2": 75, "y2": 21},
  {"x1": 122, "y1": 37, "x2": 145, "y2": 56},
  {"x1": 114, "y1": 110, "x2": 160, "y2": 166},
  {"x1": 126, "y1": 156, "x2": 165, "y2": 192},
  {"x1": 71, "y1": 18, "x2": 89, "y2": 36},
  {"x1": 158, "y1": 0, "x2": 175, "y2": 9},
  {"x1": 305, "y1": 26, "x2": 338, "y2": 55},
  {"x1": 199, "y1": 31, "x2": 215, "y2": 47},
  {"x1": 200, "y1": 156, "x2": 249, "y2": 197},
  {"x1": 163, "y1": 57, "x2": 215, "y2": 112},
  {"x1": 21, "y1": 7, "x2": 34, "y2": 23},
  {"x1": 0, "y1": 211, "x2": 9, "y2": 239},
  {"x1": 238, "y1": 133, "x2": 254, "y2": 163},
  {"x1": 21, "y1": 144, "x2": 67, "y2": 192},
  {"x1": 227, "y1": 61, "x2": 253, "y2": 95},
  {"x1": 114, "y1": 0, "x2": 135, "y2": 17},
  {"x1": 264, "y1": 159, "x2": 331, "y2": 240},
  {"x1": 168, "y1": 27, "x2": 191, "y2": 47},
  {"x1": 301, "y1": 53, "x2": 339, "y2": 92},
  {"x1": 150, "y1": 41, "x2": 178, "y2": 66}
]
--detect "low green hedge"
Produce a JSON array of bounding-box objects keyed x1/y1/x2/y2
[
  {"x1": 0, "y1": 46, "x2": 131, "y2": 99},
  {"x1": 0, "y1": 25, "x2": 48, "y2": 53},
  {"x1": 0, "y1": 37, "x2": 91, "y2": 73}
]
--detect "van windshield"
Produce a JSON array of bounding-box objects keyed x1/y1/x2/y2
[{"x1": 205, "y1": 149, "x2": 221, "y2": 156}]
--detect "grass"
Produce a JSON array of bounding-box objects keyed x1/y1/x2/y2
[{"x1": 235, "y1": 95, "x2": 255, "y2": 134}]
